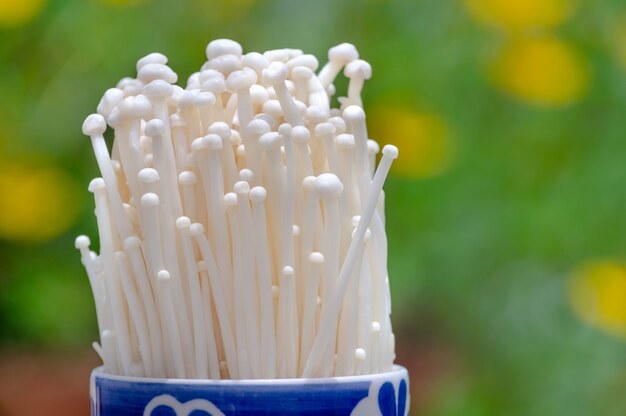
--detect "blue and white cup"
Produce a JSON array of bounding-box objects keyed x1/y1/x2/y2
[{"x1": 90, "y1": 365, "x2": 409, "y2": 415}]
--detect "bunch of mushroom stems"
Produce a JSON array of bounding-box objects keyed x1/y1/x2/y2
[{"x1": 77, "y1": 39, "x2": 398, "y2": 380}]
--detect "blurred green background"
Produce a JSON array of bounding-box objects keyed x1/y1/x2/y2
[{"x1": 2, "y1": 0, "x2": 626, "y2": 414}]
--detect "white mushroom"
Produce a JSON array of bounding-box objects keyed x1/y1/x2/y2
[
  {"x1": 137, "y1": 63, "x2": 178, "y2": 84},
  {"x1": 286, "y1": 54, "x2": 319, "y2": 72},
  {"x1": 242, "y1": 52, "x2": 269, "y2": 79},
  {"x1": 262, "y1": 61, "x2": 303, "y2": 126},
  {"x1": 136, "y1": 52, "x2": 168, "y2": 72},
  {"x1": 290, "y1": 66, "x2": 313, "y2": 104},
  {"x1": 97, "y1": 88, "x2": 125, "y2": 119},
  {"x1": 116, "y1": 77, "x2": 144, "y2": 97},
  {"x1": 205, "y1": 39, "x2": 243, "y2": 60},
  {"x1": 226, "y1": 67, "x2": 258, "y2": 129},
  {"x1": 203, "y1": 54, "x2": 242, "y2": 77},
  {"x1": 317, "y1": 43, "x2": 359, "y2": 88},
  {"x1": 342, "y1": 59, "x2": 372, "y2": 108}
]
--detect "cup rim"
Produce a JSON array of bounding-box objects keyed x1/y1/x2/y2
[{"x1": 92, "y1": 364, "x2": 408, "y2": 385}]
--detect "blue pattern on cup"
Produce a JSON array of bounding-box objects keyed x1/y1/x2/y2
[
  {"x1": 91, "y1": 365, "x2": 409, "y2": 415},
  {"x1": 397, "y1": 380, "x2": 407, "y2": 416},
  {"x1": 378, "y1": 382, "x2": 396, "y2": 415}
]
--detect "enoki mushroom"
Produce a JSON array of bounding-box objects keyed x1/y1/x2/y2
[{"x1": 76, "y1": 39, "x2": 399, "y2": 380}]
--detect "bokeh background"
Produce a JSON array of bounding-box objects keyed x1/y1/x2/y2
[{"x1": 1, "y1": 0, "x2": 626, "y2": 414}]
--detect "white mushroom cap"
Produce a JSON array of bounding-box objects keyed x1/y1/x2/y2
[
  {"x1": 178, "y1": 171, "x2": 197, "y2": 185},
  {"x1": 205, "y1": 54, "x2": 242, "y2": 76},
  {"x1": 291, "y1": 66, "x2": 314, "y2": 81},
  {"x1": 118, "y1": 95, "x2": 152, "y2": 118},
  {"x1": 291, "y1": 125, "x2": 310, "y2": 143},
  {"x1": 136, "y1": 52, "x2": 168, "y2": 72},
  {"x1": 198, "y1": 69, "x2": 223, "y2": 84},
  {"x1": 190, "y1": 136, "x2": 207, "y2": 153},
  {"x1": 122, "y1": 236, "x2": 141, "y2": 251},
  {"x1": 250, "y1": 84, "x2": 269, "y2": 106},
  {"x1": 202, "y1": 76, "x2": 227, "y2": 94},
  {"x1": 246, "y1": 118, "x2": 271, "y2": 136},
  {"x1": 234, "y1": 180, "x2": 250, "y2": 195},
  {"x1": 144, "y1": 119, "x2": 166, "y2": 137},
  {"x1": 367, "y1": 139, "x2": 380, "y2": 155},
  {"x1": 309, "y1": 252, "x2": 324, "y2": 264},
  {"x1": 116, "y1": 77, "x2": 139, "y2": 90},
  {"x1": 278, "y1": 123, "x2": 292, "y2": 138},
  {"x1": 315, "y1": 122, "x2": 335, "y2": 137},
  {"x1": 226, "y1": 67, "x2": 257, "y2": 92},
  {"x1": 315, "y1": 173, "x2": 343, "y2": 199},
  {"x1": 286, "y1": 54, "x2": 319, "y2": 72},
  {"x1": 177, "y1": 90, "x2": 198, "y2": 108},
  {"x1": 344, "y1": 59, "x2": 372, "y2": 80},
  {"x1": 224, "y1": 192, "x2": 238, "y2": 206},
  {"x1": 263, "y1": 49, "x2": 290, "y2": 63},
  {"x1": 193, "y1": 91, "x2": 215, "y2": 107},
  {"x1": 186, "y1": 72, "x2": 201, "y2": 89},
  {"x1": 342, "y1": 105, "x2": 366, "y2": 122},
  {"x1": 141, "y1": 193, "x2": 160, "y2": 208},
  {"x1": 189, "y1": 222, "x2": 205, "y2": 236},
  {"x1": 75, "y1": 235, "x2": 91, "y2": 249},
  {"x1": 138, "y1": 167, "x2": 160, "y2": 183},
  {"x1": 382, "y1": 144, "x2": 399, "y2": 159},
  {"x1": 262, "y1": 61, "x2": 289, "y2": 86},
  {"x1": 252, "y1": 113, "x2": 276, "y2": 129},
  {"x1": 106, "y1": 107, "x2": 124, "y2": 127},
  {"x1": 208, "y1": 121, "x2": 231, "y2": 139},
  {"x1": 175, "y1": 216, "x2": 191, "y2": 229},
  {"x1": 259, "y1": 131, "x2": 282, "y2": 150},
  {"x1": 88, "y1": 177, "x2": 106, "y2": 193},
  {"x1": 249, "y1": 186, "x2": 267, "y2": 202},
  {"x1": 328, "y1": 43, "x2": 359, "y2": 64},
  {"x1": 203, "y1": 134, "x2": 223, "y2": 150},
  {"x1": 336, "y1": 133, "x2": 355, "y2": 149},
  {"x1": 118, "y1": 78, "x2": 144, "y2": 97},
  {"x1": 143, "y1": 79, "x2": 175, "y2": 99},
  {"x1": 262, "y1": 99, "x2": 283, "y2": 118},
  {"x1": 206, "y1": 39, "x2": 243, "y2": 60},
  {"x1": 242, "y1": 52, "x2": 269, "y2": 76},
  {"x1": 97, "y1": 88, "x2": 124, "y2": 118},
  {"x1": 137, "y1": 63, "x2": 178, "y2": 84},
  {"x1": 328, "y1": 116, "x2": 347, "y2": 134},
  {"x1": 82, "y1": 114, "x2": 107, "y2": 136}
]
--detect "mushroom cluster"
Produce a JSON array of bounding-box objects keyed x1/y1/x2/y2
[{"x1": 77, "y1": 39, "x2": 398, "y2": 380}]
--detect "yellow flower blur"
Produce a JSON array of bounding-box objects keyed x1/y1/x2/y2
[
  {"x1": 0, "y1": 164, "x2": 82, "y2": 243},
  {"x1": 491, "y1": 36, "x2": 590, "y2": 107},
  {"x1": 569, "y1": 261, "x2": 626, "y2": 338},
  {"x1": 0, "y1": 0, "x2": 46, "y2": 28},
  {"x1": 464, "y1": 0, "x2": 572, "y2": 31},
  {"x1": 369, "y1": 105, "x2": 452, "y2": 179}
]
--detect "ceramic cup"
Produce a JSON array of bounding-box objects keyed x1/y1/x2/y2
[{"x1": 90, "y1": 365, "x2": 409, "y2": 415}]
